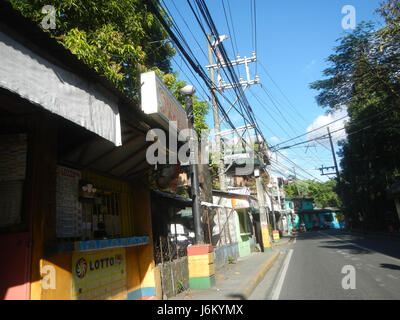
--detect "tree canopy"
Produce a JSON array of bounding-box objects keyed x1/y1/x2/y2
[{"x1": 284, "y1": 179, "x2": 341, "y2": 209}]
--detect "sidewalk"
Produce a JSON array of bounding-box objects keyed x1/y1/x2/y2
[{"x1": 169, "y1": 247, "x2": 281, "y2": 300}]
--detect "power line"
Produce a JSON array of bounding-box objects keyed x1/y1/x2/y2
[
  {"x1": 275, "y1": 111, "x2": 397, "y2": 152},
  {"x1": 145, "y1": 0, "x2": 272, "y2": 168},
  {"x1": 258, "y1": 60, "x2": 310, "y2": 125},
  {"x1": 249, "y1": 86, "x2": 328, "y2": 169}
]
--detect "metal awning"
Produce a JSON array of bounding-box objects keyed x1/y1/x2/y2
[{"x1": 151, "y1": 189, "x2": 192, "y2": 208}]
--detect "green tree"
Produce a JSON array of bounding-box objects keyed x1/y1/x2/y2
[{"x1": 284, "y1": 179, "x2": 341, "y2": 208}]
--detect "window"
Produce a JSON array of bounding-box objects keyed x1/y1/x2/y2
[
  {"x1": 56, "y1": 167, "x2": 129, "y2": 241},
  {"x1": 238, "y1": 209, "x2": 252, "y2": 235},
  {"x1": 81, "y1": 191, "x2": 121, "y2": 240},
  {"x1": 0, "y1": 134, "x2": 27, "y2": 230}
]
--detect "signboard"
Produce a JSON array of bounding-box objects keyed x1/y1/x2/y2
[
  {"x1": 232, "y1": 198, "x2": 250, "y2": 210},
  {"x1": 71, "y1": 248, "x2": 127, "y2": 300},
  {"x1": 140, "y1": 71, "x2": 189, "y2": 132}
]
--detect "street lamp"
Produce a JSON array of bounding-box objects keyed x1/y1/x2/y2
[{"x1": 180, "y1": 85, "x2": 203, "y2": 244}]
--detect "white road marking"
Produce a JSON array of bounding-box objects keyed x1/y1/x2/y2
[
  {"x1": 293, "y1": 238, "x2": 297, "y2": 245},
  {"x1": 320, "y1": 232, "x2": 400, "y2": 264},
  {"x1": 271, "y1": 249, "x2": 293, "y2": 300}
]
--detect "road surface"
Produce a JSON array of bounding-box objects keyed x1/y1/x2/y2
[{"x1": 249, "y1": 229, "x2": 400, "y2": 300}]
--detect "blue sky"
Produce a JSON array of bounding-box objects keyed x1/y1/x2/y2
[{"x1": 165, "y1": 0, "x2": 385, "y2": 182}]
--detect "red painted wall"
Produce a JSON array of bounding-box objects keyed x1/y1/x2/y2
[{"x1": 0, "y1": 232, "x2": 31, "y2": 300}]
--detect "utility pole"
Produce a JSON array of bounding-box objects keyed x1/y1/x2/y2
[
  {"x1": 293, "y1": 167, "x2": 301, "y2": 197},
  {"x1": 318, "y1": 128, "x2": 341, "y2": 181},
  {"x1": 327, "y1": 127, "x2": 340, "y2": 182},
  {"x1": 254, "y1": 168, "x2": 271, "y2": 250},
  {"x1": 207, "y1": 34, "x2": 227, "y2": 191},
  {"x1": 267, "y1": 182, "x2": 279, "y2": 242},
  {"x1": 205, "y1": 36, "x2": 261, "y2": 188},
  {"x1": 267, "y1": 184, "x2": 277, "y2": 231}
]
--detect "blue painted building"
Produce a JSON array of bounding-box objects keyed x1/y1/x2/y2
[{"x1": 286, "y1": 198, "x2": 342, "y2": 231}]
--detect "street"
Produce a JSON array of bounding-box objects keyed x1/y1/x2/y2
[{"x1": 249, "y1": 230, "x2": 400, "y2": 300}]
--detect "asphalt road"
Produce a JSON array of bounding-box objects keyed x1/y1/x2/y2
[{"x1": 249, "y1": 229, "x2": 400, "y2": 300}]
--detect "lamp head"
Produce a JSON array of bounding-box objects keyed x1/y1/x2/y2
[{"x1": 179, "y1": 85, "x2": 196, "y2": 96}]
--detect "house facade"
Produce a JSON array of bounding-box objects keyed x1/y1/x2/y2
[
  {"x1": 0, "y1": 3, "x2": 186, "y2": 300},
  {"x1": 285, "y1": 198, "x2": 342, "y2": 231}
]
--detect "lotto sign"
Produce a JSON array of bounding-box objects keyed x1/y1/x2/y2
[
  {"x1": 71, "y1": 248, "x2": 127, "y2": 300},
  {"x1": 273, "y1": 230, "x2": 280, "y2": 241}
]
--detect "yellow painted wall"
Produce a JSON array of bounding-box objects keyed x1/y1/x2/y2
[
  {"x1": 132, "y1": 187, "x2": 156, "y2": 292},
  {"x1": 40, "y1": 253, "x2": 72, "y2": 300},
  {"x1": 81, "y1": 171, "x2": 134, "y2": 237},
  {"x1": 126, "y1": 246, "x2": 141, "y2": 294}
]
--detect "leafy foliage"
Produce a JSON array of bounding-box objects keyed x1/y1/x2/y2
[{"x1": 284, "y1": 179, "x2": 341, "y2": 209}]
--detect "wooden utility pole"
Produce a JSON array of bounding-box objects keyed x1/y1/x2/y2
[
  {"x1": 327, "y1": 127, "x2": 340, "y2": 182},
  {"x1": 255, "y1": 170, "x2": 271, "y2": 250},
  {"x1": 207, "y1": 34, "x2": 227, "y2": 191},
  {"x1": 293, "y1": 167, "x2": 301, "y2": 197}
]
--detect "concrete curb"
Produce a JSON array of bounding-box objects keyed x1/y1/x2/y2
[
  {"x1": 234, "y1": 250, "x2": 280, "y2": 300},
  {"x1": 272, "y1": 237, "x2": 293, "y2": 247}
]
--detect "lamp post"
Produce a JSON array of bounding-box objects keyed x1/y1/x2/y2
[{"x1": 180, "y1": 85, "x2": 204, "y2": 244}]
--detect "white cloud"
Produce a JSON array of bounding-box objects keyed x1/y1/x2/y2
[
  {"x1": 270, "y1": 136, "x2": 280, "y2": 143},
  {"x1": 306, "y1": 107, "x2": 349, "y2": 146}
]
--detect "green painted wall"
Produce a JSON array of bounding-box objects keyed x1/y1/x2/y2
[{"x1": 235, "y1": 210, "x2": 251, "y2": 258}]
